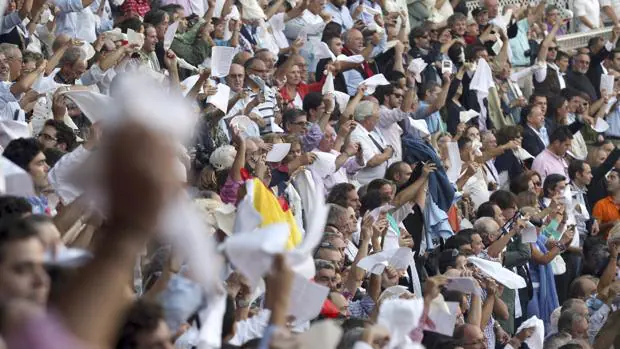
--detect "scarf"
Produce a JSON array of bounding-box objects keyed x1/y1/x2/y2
[
  {"x1": 529, "y1": 235, "x2": 559, "y2": 330},
  {"x1": 341, "y1": 46, "x2": 374, "y2": 79}
]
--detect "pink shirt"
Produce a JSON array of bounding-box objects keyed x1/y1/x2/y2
[{"x1": 531, "y1": 149, "x2": 568, "y2": 182}]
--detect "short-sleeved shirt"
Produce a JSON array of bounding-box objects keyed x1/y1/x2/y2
[
  {"x1": 415, "y1": 101, "x2": 442, "y2": 134},
  {"x1": 592, "y1": 196, "x2": 620, "y2": 236}
]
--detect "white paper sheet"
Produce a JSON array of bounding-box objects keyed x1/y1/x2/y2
[
  {"x1": 266, "y1": 143, "x2": 291, "y2": 162},
  {"x1": 369, "y1": 204, "x2": 394, "y2": 221},
  {"x1": 0, "y1": 120, "x2": 30, "y2": 148},
  {"x1": 446, "y1": 142, "x2": 462, "y2": 184},
  {"x1": 445, "y1": 277, "x2": 482, "y2": 296},
  {"x1": 467, "y1": 256, "x2": 526, "y2": 289},
  {"x1": 317, "y1": 42, "x2": 336, "y2": 61},
  {"x1": 357, "y1": 247, "x2": 413, "y2": 274},
  {"x1": 206, "y1": 83, "x2": 231, "y2": 113},
  {"x1": 127, "y1": 28, "x2": 144, "y2": 48},
  {"x1": 408, "y1": 117, "x2": 430, "y2": 136},
  {"x1": 515, "y1": 147, "x2": 533, "y2": 161},
  {"x1": 177, "y1": 57, "x2": 199, "y2": 72},
  {"x1": 180, "y1": 74, "x2": 202, "y2": 96},
  {"x1": 425, "y1": 299, "x2": 459, "y2": 336},
  {"x1": 408, "y1": 58, "x2": 427, "y2": 83},
  {"x1": 459, "y1": 109, "x2": 480, "y2": 124},
  {"x1": 289, "y1": 273, "x2": 330, "y2": 323},
  {"x1": 521, "y1": 222, "x2": 538, "y2": 243},
  {"x1": 592, "y1": 117, "x2": 610, "y2": 133},
  {"x1": 308, "y1": 151, "x2": 337, "y2": 179},
  {"x1": 222, "y1": 223, "x2": 290, "y2": 287},
  {"x1": 470, "y1": 58, "x2": 494, "y2": 94},
  {"x1": 230, "y1": 115, "x2": 260, "y2": 138},
  {"x1": 600, "y1": 74, "x2": 615, "y2": 96},
  {"x1": 271, "y1": 118, "x2": 285, "y2": 133},
  {"x1": 336, "y1": 54, "x2": 365, "y2": 64},
  {"x1": 62, "y1": 90, "x2": 114, "y2": 123},
  {"x1": 211, "y1": 46, "x2": 236, "y2": 77},
  {"x1": 516, "y1": 316, "x2": 544, "y2": 349},
  {"x1": 0, "y1": 156, "x2": 34, "y2": 197}
]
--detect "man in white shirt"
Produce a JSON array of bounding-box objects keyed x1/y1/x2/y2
[
  {"x1": 349, "y1": 100, "x2": 394, "y2": 185},
  {"x1": 324, "y1": 0, "x2": 355, "y2": 32},
  {"x1": 54, "y1": 0, "x2": 100, "y2": 43},
  {"x1": 600, "y1": 0, "x2": 620, "y2": 25},
  {"x1": 374, "y1": 82, "x2": 414, "y2": 163},
  {"x1": 284, "y1": 0, "x2": 328, "y2": 74},
  {"x1": 573, "y1": 0, "x2": 601, "y2": 32}
]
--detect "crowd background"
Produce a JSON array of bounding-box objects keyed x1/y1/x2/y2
[{"x1": 0, "y1": 0, "x2": 619, "y2": 347}]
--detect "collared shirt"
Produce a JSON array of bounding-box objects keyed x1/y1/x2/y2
[
  {"x1": 377, "y1": 105, "x2": 410, "y2": 162},
  {"x1": 572, "y1": 183, "x2": 590, "y2": 237},
  {"x1": 324, "y1": 2, "x2": 353, "y2": 32},
  {"x1": 350, "y1": 123, "x2": 389, "y2": 185},
  {"x1": 593, "y1": 196, "x2": 620, "y2": 231},
  {"x1": 284, "y1": 10, "x2": 326, "y2": 73},
  {"x1": 509, "y1": 19, "x2": 531, "y2": 67},
  {"x1": 573, "y1": 0, "x2": 601, "y2": 32},
  {"x1": 531, "y1": 148, "x2": 568, "y2": 182},
  {"x1": 54, "y1": 0, "x2": 98, "y2": 43},
  {"x1": 528, "y1": 124, "x2": 549, "y2": 147},
  {"x1": 415, "y1": 101, "x2": 442, "y2": 134},
  {"x1": 605, "y1": 101, "x2": 620, "y2": 137}
]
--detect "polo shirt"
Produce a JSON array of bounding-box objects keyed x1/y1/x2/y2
[
  {"x1": 531, "y1": 148, "x2": 568, "y2": 182},
  {"x1": 592, "y1": 196, "x2": 620, "y2": 237},
  {"x1": 350, "y1": 123, "x2": 389, "y2": 185}
]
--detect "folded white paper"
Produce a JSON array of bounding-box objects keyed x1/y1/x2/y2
[
  {"x1": 0, "y1": 120, "x2": 30, "y2": 148},
  {"x1": 229, "y1": 115, "x2": 260, "y2": 138},
  {"x1": 408, "y1": 117, "x2": 430, "y2": 136},
  {"x1": 600, "y1": 74, "x2": 615, "y2": 96},
  {"x1": 333, "y1": 91, "x2": 350, "y2": 113},
  {"x1": 467, "y1": 256, "x2": 526, "y2": 289},
  {"x1": 516, "y1": 316, "x2": 544, "y2": 349},
  {"x1": 206, "y1": 83, "x2": 231, "y2": 113},
  {"x1": 521, "y1": 221, "x2": 538, "y2": 243},
  {"x1": 266, "y1": 143, "x2": 291, "y2": 162},
  {"x1": 470, "y1": 58, "x2": 494, "y2": 94},
  {"x1": 222, "y1": 223, "x2": 290, "y2": 286},
  {"x1": 289, "y1": 273, "x2": 330, "y2": 323},
  {"x1": 592, "y1": 117, "x2": 610, "y2": 133},
  {"x1": 180, "y1": 74, "x2": 202, "y2": 96},
  {"x1": 515, "y1": 147, "x2": 533, "y2": 161},
  {"x1": 445, "y1": 277, "x2": 482, "y2": 296},
  {"x1": 357, "y1": 247, "x2": 413, "y2": 274},
  {"x1": 211, "y1": 46, "x2": 236, "y2": 77},
  {"x1": 369, "y1": 204, "x2": 394, "y2": 221},
  {"x1": 408, "y1": 58, "x2": 427, "y2": 83},
  {"x1": 297, "y1": 320, "x2": 343, "y2": 349},
  {"x1": 459, "y1": 109, "x2": 480, "y2": 124}
]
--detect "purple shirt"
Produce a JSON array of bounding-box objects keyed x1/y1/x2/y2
[
  {"x1": 220, "y1": 175, "x2": 243, "y2": 205},
  {"x1": 531, "y1": 148, "x2": 568, "y2": 182}
]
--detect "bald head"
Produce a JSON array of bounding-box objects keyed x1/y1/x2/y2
[
  {"x1": 344, "y1": 29, "x2": 364, "y2": 54},
  {"x1": 227, "y1": 64, "x2": 245, "y2": 93}
]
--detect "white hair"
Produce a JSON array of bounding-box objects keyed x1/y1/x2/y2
[
  {"x1": 209, "y1": 145, "x2": 237, "y2": 171},
  {"x1": 354, "y1": 100, "x2": 378, "y2": 122},
  {"x1": 473, "y1": 217, "x2": 499, "y2": 238}
]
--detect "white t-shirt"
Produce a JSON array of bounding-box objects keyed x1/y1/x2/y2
[
  {"x1": 599, "y1": 0, "x2": 620, "y2": 23},
  {"x1": 573, "y1": 0, "x2": 601, "y2": 32},
  {"x1": 350, "y1": 123, "x2": 390, "y2": 185}
]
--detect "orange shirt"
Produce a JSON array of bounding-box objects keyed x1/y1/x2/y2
[{"x1": 592, "y1": 196, "x2": 620, "y2": 237}]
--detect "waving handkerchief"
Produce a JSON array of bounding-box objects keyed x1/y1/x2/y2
[
  {"x1": 516, "y1": 316, "x2": 544, "y2": 349},
  {"x1": 378, "y1": 298, "x2": 425, "y2": 349},
  {"x1": 459, "y1": 109, "x2": 480, "y2": 124},
  {"x1": 470, "y1": 58, "x2": 494, "y2": 95},
  {"x1": 357, "y1": 247, "x2": 413, "y2": 274},
  {"x1": 317, "y1": 42, "x2": 336, "y2": 61},
  {"x1": 322, "y1": 72, "x2": 335, "y2": 95},
  {"x1": 592, "y1": 117, "x2": 610, "y2": 133},
  {"x1": 467, "y1": 256, "x2": 526, "y2": 289},
  {"x1": 361, "y1": 74, "x2": 390, "y2": 95},
  {"x1": 266, "y1": 143, "x2": 291, "y2": 162},
  {"x1": 0, "y1": 120, "x2": 30, "y2": 149},
  {"x1": 336, "y1": 54, "x2": 365, "y2": 64},
  {"x1": 407, "y1": 58, "x2": 427, "y2": 83}
]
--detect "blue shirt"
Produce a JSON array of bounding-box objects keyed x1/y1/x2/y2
[
  {"x1": 415, "y1": 101, "x2": 442, "y2": 134},
  {"x1": 509, "y1": 19, "x2": 531, "y2": 67},
  {"x1": 606, "y1": 102, "x2": 620, "y2": 137}
]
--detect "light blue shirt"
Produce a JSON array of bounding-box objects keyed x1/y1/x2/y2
[
  {"x1": 509, "y1": 19, "x2": 531, "y2": 67},
  {"x1": 605, "y1": 102, "x2": 620, "y2": 137},
  {"x1": 0, "y1": 12, "x2": 22, "y2": 35},
  {"x1": 416, "y1": 101, "x2": 442, "y2": 134},
  {"x1": 324, "y1": 2, "x2": 353, "y2": 31},
  {"x1": 55, "y1": 0, "x2": 99, "y2": 43}
]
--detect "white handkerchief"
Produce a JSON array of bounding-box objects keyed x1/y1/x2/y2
[
  {"x1": 409, "y1": 118, "x2": 430, "y2": 136},
  {"x1": 230, "y1": 115, "x2": 260, "y2": 138},
  {"x1": 213, "y1": 0, "x2": 226, "y2": 17},
  {"x1": 408, "y1": 58, "x2": 427, "y2": 83},
  {"x1": 206, "y1": 83, "x2": 231, "y2": 113},
  {"x1": 445, "y1": 277, "x2": 482, "y2": 296},
  {"x1": 308, "y1": 151, "x2": 337, "y2": 179},
  {"x1": 221, "y1": 223, "x2": 290, "y2": 286},
  {"x1": 378, "y1": 298, "x2": 425, "y2": 349},
  {"x1": 333, "y1": 91, "x2": 350, "y2": 113},
  {"x1": 357, "y1": 247, "x2": 413, "y2": 274},
  {"x1": 592, "y1": 117, "x2": 610, "y2": 133},
  {"x1": 600, "y1": 74, "x2": 615, "y2": 96},
  {"x1": 425, "y1": 298, "x2": 458, "y2": 336},
  {"x1": 177, "y1": 57, "x2": 199, "y2": 72},
  {"x1": 270, "y1": 118, "x2": 285, "y2": 133},
  {"x1": 459, "y1": 109, "x2": 480, "y2": 124},
  {"x1": 322, "y1": 72, "x2": 335, "y2": 95},
  {"x1": 467, "y1": 256, "x2": 526, "y2": 289},
  {"x1": 516, "y1": 316, "x2": 544, "y2": 349},
  {"x1": 521, "y1": 222, "x2": 538, "y2": 243},
  {"x1": 297, "y1": 320, "x2": 343, "y2": 349},
  {"x1": 0, "y1": 120, "x2": 30, "y2": 148},
  {"x1": 470, "y1": 58, "x2": 494, "y2": 94},
  {"x1": 0, "y1": 156, "x2": 34, "y2": 197},
  {"x1": 62, "y1": 90, "x2": 113, "y2": 123},
  {"x1": 515, "y1": 147, "x2": 533, "y2": 161},
  {"x1": 289, "y1": 273, "x2": 330, "y2": 323},
  {"x1": 266, "y1": 143, "x2": 291, "y2": 162},
  {"x1": 127, "y1": 29, "x2": 144, "y2": 48},
  {"x1": 362, "y1": 4, "x2": 382, "y2": 16},
  {"x1": 383, "y1": 40, "x2": 399, "y2": 53},
  {"x1": 336, "y1": 54, "x2": 365, "y2": 64},
  {"x1": 369, "y1": 204, "x2": 394, "y2": 221},
  {"x1": 317, "y1": 42, "x2": 336, "y2": 61},
  {"x1": 211, "y1": 46, "x2": 236, "y2": 77},
  {"x1": 180, "y1": 74, "x2": 202, "y2": 96},
  {"x1": 446, "y1": 141, "x2": 462, "y2": 184}
]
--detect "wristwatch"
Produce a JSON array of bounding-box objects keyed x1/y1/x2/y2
[{"x1": 236, "y1": 298, "x2": 251, "y2": 308}]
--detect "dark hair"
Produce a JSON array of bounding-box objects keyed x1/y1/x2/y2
[
  {"x1": 489, "y1": 190, "x2": 516, "y2": 210},
  {"x1": 550, "y1": 126, "x2": 573, "y2": 144},
  {"x1": 419, "y1": 81, "x2": 439, "y2": 100},
  {"x1": 3, "y1": 138, "x2": 44, "y2": 171},
  {"x1": 444, "y1": 234, "x2": 471, "y2": 250},
  {"x1": 438, "y1": 249, "x2": 460, "y2": 274},
  {"x1": 143, "y1": 10, "x2": 168, "y2": 26},
  {"x1": 116, "y1": 299, "x2": 167, "y2": 349},
  {"x1": 282, "y1": 109, "x2": 306, "y2": 130},
  {"x1": 374, "y1": 84, "x2": 395, "y2": 105},
  {"x1": 385, "y1": 71, "x2": 405, "y2": 85},
  {"x1": 476, "y1": 201, "x2": 496, "y2": 219},
  {"x1": 327, "y1": 183, "x2": 356, "y2": 208},
  {"x1": 222, "y1": 295, "x2": 236, "y2": 340},
  {"x1": 23, "y1": 214, "x2": 53, "y2": 226},
  {"x1": 457, "y1": 136, "x2": 471, "y2": 150},
  {"x1": 465, "y1": 44, "x2": 486, "y2": 62},
  {"x1": 385, "y1": 161, "x2": 407, "y2": 181},
  {"x1": 321, "y1": 22, "x2": 342, "y2": 42},
  {"x1": 542, "y1": 173, "x2": 566, "y2": 198},
  {"x1": 160, "y1": 3, "x2": 184, "y2": 15},
  {"x1": 243, "y1": 57, "x2": 262, "y2": 71},
  {"x1": 457, "y1": 228, "x2": 476, "y2": 243},
  {"x1": 43, "y1": 148, "x2": 66, "y2": 168},
  {"x1": 44, "y1": 120, "x2": 76, "y2": 151},
  {"x1": 510, "y1": 171, "x2": 539, "y2": 195},
  {"x1": 0, "y1": 217, "x2": 40, "y2": 263},
  {"x1": 496, "y1": 125, "x2": 523, "y2": 145},
  {"x1": 568, "y1": 160, "x2": 586, "y2": 181},
  {"x1": 0, "y1": 196, "x2": 31, "y2": 218},
  {"x1": 117, "y1": 17, "x2": 144, "y2": 33},
  {"x1": 367, "y1": 178, "x2": 392, "y2": 193},
  {"x1": 302, "y1": 92, "x2": 324, "y2": 113},
  {"x1": 546, "y1": 95, "x2": 567, "y2": 121},
  {"x1": 360, "y1": 190, "x2": 384, "y2": 216},
  {"x1": 555, "y1": 50, "x2": 570, "y2": 62}
]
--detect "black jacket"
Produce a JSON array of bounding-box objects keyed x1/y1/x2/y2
[{"x1": 521, "y1": 125, "x2": 546, "y2": 157}]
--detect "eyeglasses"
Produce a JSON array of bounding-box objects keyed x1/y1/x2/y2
[
  {"x1": 548, "y1": 47, "x2": 558, "y2": 51},
  {"x1": 292, "y1": 121, "x2": 310, "y2": 127},
  {"x1": 533, "y1": 181, "x2": 541, "y2": 187},
  {"x1": 393, "y1": 93, "x2": 404, "y2": 98},
  {"x1": 38, "y1": 133, "x2": 57, "y2": 142}
]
